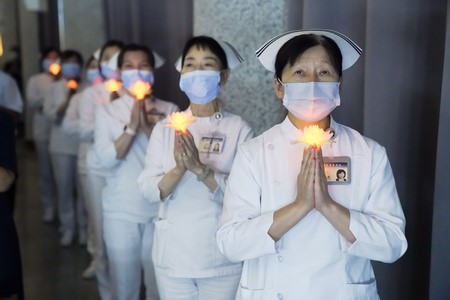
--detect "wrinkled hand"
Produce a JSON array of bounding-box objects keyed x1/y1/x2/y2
[
  {"x1": 128, "y1": 100, "x2": 141, "y2": 130},
  {"x1": 179, "y1": 129, "x2": 204, "y2": 176},
  {"x1": 294, "y1": 146, "x2": 315, "y2": 212},
  {"x1": 173, "y1": 131, "x2": 187, "y2": 172},
  {"x1": 313, "y1": 147, "x2": 333, "y2": 211}
]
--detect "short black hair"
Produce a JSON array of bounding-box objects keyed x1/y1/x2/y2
[
  {"x1": 275, "y1": 34, "x2": 343, "y2": 80},
  {"x1": 60, "y1": 49, "x2": 83, "y2": 66},
  {"x1": 99, "y1": 40, "x2": 125, "y2": 61},
  {"x1": 117, "y1": 44, "x2": 155, "y2": 69},
  {"x1": 181, "y1": 36, "x2": 228, "y2": 70},
  {"x1": 40, "y1": 47, "x2": 60, "y2": 61}
]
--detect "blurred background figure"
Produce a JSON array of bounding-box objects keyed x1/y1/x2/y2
[
  {"x1": 0, "y1": 109, "x2": 24, "y2": 300},
  {"x1": 43, "y1": 49, "x2": 87, "y2": 248},
  {"x1": 25, "y1": 47, "x2": 60, "y2": 223},
  {"x1": 62, "y1": 50, "x2": 102, "y2": 281}
]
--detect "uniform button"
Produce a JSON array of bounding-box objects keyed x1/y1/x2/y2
[
  {"x1": 277, "y1": 255, "x2": 283, "y2": 262},
  {"x1": 277, "y1": 293, "x2": 284, "y2": 300},
  {"x1": 268, "y1": 144, "x2": 274, "y2": 150},
  {"x1": 274, "y1": 180, "x2": 280, "y2": 186}
]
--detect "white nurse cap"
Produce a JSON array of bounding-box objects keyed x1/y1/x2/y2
[
  {"x1": 93, "y1": 48, "x2": 101, "y2": 61},
  {"x1": 174, "y1": 39, "x2": 244, "y2": 72},
  {"x1": 152, "y1": 51, "x2": 165, "y2": 69},
  {"x1": 256, "y1": 29, "x2": 362, "y2": 72},
  {"x1": 107, "y1": 50, "x2": 165, "y2": 70},
  {"x1": 106, "y1": 51, "x2": 120, "y2": 70}
]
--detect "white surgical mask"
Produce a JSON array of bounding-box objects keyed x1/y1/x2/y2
[
  {"x1": 281, "y1": 81, "x2": 340, "y2": 122},
  {"x1": 179, "y1": 70, "x2": 220, "y2": 104},
  {"x1": 121, "y1": 69, "x2": 154, "y2": 89}
]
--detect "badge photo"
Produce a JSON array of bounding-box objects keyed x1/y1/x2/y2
[{"x1": 323, "y1": 156, "x2": 351, "y2": 185}]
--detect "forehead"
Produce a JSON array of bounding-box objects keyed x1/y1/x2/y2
[
  {"x1": 123, "y1": 50, "x2": 149, "y2": 61},
  {"x1": 294, "y1": 45, "x2": 332, "y2": 65},
  {"x1": 185, "y1": 45, "x2": 219, "y2": 60}
]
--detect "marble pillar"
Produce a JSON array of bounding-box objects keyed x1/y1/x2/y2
[{"x1": 193, "y1": 0, "x2": 288, "y2": 134}]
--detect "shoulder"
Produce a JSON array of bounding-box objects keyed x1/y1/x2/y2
[
  {"x1": 336, "y1": 123, "x2": 386, "y2": 155},
  {"x1": 221, "y1": 111, "x2": 253, "y2": 130}
]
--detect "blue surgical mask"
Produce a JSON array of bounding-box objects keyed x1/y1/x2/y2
[
  {"x1": 121, "y1": 69, "x2": 154, "y2": 89},
  {"x1": 179, "y1": 70, "x2": 221, "y2": 104},
  {"x1": 61, "y1": 63, "x2": 81, "y2": 79},
  {"x1": 42, "y1": 59, "x2": 55, "y2": 72},
  {"x1": 281, "y1": 81, "x2": 340, "y2": 122},
  {"x1": 86, "y1": 69, "x2": 102, "y2": 85},
  {"x1": 100, "y1": 63, "x2": 119, "y2": 80}
]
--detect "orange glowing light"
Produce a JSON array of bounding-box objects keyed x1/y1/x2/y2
[
  {"x1": 129, "y1": 80, "x2": 151, "y2": 100},
  {"x1": 105, "y1": 79, "x2": 123, "y2": 92},
  {"x1": 48, "y1": 63, "x2": 61, "y2": 76},
  {"x1": 67, "y1": 79, "x2": 78, "y2": 90},
  {"x1": 163, "y1": 111, "x2": 196, "y2": 133},
  {"x1": 291, "y1": 125, "x2": 334, "y2": 147}
]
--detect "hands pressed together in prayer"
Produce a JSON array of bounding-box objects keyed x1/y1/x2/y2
[
  {"x1": 295, "y1": 145, "x2": 333, "y2": 213},
  {"x1": 128, "y1": 98, "x2": 157, "y2": 137},
  {"x1": 173, "y1": 129, "x2": 207, "y2": 178}
]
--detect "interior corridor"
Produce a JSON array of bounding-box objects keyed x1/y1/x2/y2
[{"x1": 13, "y1": 138, "x2": 99, "y2": 300}]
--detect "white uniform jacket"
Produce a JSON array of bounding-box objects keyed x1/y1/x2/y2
[
  {"x1": 94, "y1": 94, "x2": 178, "y2": 224},
  {"x1": 43, "y1": 79, "x2": 80, "y2": 156},
  {"x1": 217, "y1": 117, "x2": 407, "y2": 300},
  {"x1": 62, "y1": 91, "x2": 89, "y2": 174},
  {"x1": 26, "y1": 72, "x2": 54, "y2": 141},
  {"x1": 138, "y1": 108, "x2": 254, "y2": 278},
  {"x1": 79, "y1": 82, "x2": 112, "y2": 176}
]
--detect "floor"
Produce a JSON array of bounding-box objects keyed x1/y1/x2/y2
[{"x1": 13, "y1": 139, "x2": 99, "y2": 300}]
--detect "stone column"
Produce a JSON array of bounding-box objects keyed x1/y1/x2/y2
[{"x1": 193, "y1": 0, "x2": 288, "y2": 134}]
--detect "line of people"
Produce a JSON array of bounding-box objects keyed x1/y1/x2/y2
[{"x1": 23, "y1": 29, "x2": 407, "y2": 300}]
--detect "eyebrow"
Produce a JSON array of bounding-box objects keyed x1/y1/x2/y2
[{"x1": 184, "y1": 56, "x2": 218, "y2": 62}]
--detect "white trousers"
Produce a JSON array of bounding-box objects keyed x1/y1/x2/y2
[
  {"x1": 154, "y1": 270, "x2": 241, "y2": 300},
  {"x1": 84, "y1": 170, "x2": 112, "y2": 300},
  {"x1": 50, "y1": 152, "x2": 86, "y2": 234},
  {"x1": 103, "y1": 218, "x2": 158, "y2": 300},
  {"x1": 34, "y1": 140, "x2": 56, "y2": 214}
]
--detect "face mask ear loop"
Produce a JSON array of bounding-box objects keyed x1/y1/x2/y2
[{"x1": 277, "y1": 77, "x2": 284, "y2": 86}]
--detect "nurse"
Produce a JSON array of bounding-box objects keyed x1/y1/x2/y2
[
  {"x1": 78, "y1": 40, "x2": 123, "y2": 298},
  {"x1": 62, "y1": 51, "x2": 101, "y2": 279},
  {"x1": 137, "y1": 36, "x2": 254, "y2": 300},
  {"x1": 26, "y1": 47, "x2": 60, "y2": 222},
  {"x1": 217, "y1": 29, "x2": 408, "y2": 299},
  {"x1": 43, "y1": 49, "x2": 87, "y2": 247},
  {"x1": 94, "y1": 43, "x2": 178, "y2": 300}
]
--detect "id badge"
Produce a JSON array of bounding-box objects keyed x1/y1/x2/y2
[
  {"x1": 323, "y1": 156, "x2": 351, "y2": 185},
  {"x1": 198, "y1": 135, "x2": 226, "y2": 154}
]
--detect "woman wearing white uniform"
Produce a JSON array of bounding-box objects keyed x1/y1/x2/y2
[
  {"x1": 62, "y1": 52, "x2": 102, "y2": 279},
  {"x1": 137, "y1": 36, "x2": 254, "y2": 300},
  {"x1": 94, "y1": 43, "x2": 178, "y2": 300},
  {"x1": 79, "y1": 40, "x2": 123, "y2": 298},
  {"x1": 43, "y1": 50, "x2": 87, "y2": 247},
  {"x1": 26, "y1": 48, "x2": 60, "y2": 222},
  {"x1": 217, "y1": 30, "x2": 408, "y2": 299}
]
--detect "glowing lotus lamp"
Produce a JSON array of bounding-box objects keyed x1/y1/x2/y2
[
  {"x1": 164, "y1": 111, "x2": 196, "y2": 134},
  {"x1": 291, "y1": 125, "x2": 334, "y2": 147},
  {"x1": 129, "y1": 80, "x2": 151, "y2": 101},
  {"x1": 67, "y1": 79, "x2": 78, "y2": 90},
  {"x1": 48, "y1": 63, "x2": 61, "y2": 76},
  {"x1": 105, "y1": 79, "x2": 123, "y2": 92}
]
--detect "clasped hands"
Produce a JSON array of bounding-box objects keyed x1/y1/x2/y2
[
  {"x1": 128, "y1": 99, "x2": 156, "y2": 134},
  {"x1": 295, "y1": 145, "x2": 333, "y2": 213},
  {"x1": 173, "y1": 129, "x2": 207, "y2": 177}
]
